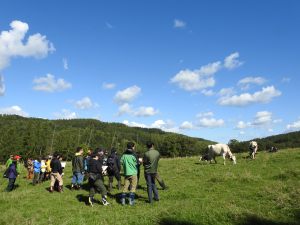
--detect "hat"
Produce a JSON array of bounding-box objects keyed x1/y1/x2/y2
[{"x1": 13, "y1": 155, "x2": 21, "y2": 160}]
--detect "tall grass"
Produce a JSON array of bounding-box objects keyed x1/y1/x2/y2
[{"x1": 0, "y1": 149, "x2": 299, "y2": 225}]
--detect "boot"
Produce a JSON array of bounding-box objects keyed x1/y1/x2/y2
[
  {"x1": 102, "y1": 195, "x2": 110, "y2": 206},
  {"x1": 58, "y1": 185, "x2": 63, "y2": 193},
  {"x1": 117, "y1": 180, "x2": 121, "y2": 190},
  {"x1": 129, "y1": 192, "x2": 135, "y2": 206},
  {"x1": 121, "y1": 193, "x2": 126, "y2": 205}
]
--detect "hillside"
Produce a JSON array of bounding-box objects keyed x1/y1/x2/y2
[{"x1": 0, "y1": 115, "x2": 213, "y2": 161}]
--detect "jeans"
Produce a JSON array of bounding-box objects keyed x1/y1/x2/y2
[
  {"x1": 145, "y1": 173, "x2": 159, "y2": 203},
  {"x1": 71, "y1": 172, "x2": 84, "y2": 185},
  {"x1": 33, "y1": 172, "x2": 40, "y2": 185}
]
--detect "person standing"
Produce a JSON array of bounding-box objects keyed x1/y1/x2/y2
[
  {"x1": 120, "y1": 142, "x2": 138, "y2": 206},
  {"x1": 49, "y1": 153, "x2": 63, "y2": 193},
  {"x1": 39, "y1": 158, "x2": 47, "y2": 182},
  {"x1": 143, "y1": 141, "x2": 160, "y2": 203},
  {"x1": 88, "y1": 152, "x2": 109, "y2": 206},
  {"x1": 32, "y1": 158, "x2": 41, "y2": 185},
  {"x1": 107, "y1": 148, "x2": 121, "y2": 192},
  {"x1": 5, "y1": 159, "x2": 18, "y2": 192},
  {"x1": 71, "y1": 147, "x2": 84, "y2": 190},
  {"x1": 5, "y1": 155, "x2": 14, "y2": 168},
  {"x1": 26, "y1": 158, "x2": 34, "y2": 180}
]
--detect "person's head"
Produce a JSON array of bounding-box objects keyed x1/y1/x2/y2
[
  {"x1": 13, "y1": 155, "x2": 21, "y2": 161},
  {"x1": 53, "y1": 152, "x2": 60, "y2": 159},
  {"x1": 111, "y1": 147, "x2": 117, "y2": 154},
  {"x1": 91, "y1": 152, "x2": 99, "y2": 160},
  {"x1": 127, "y1": 142, "x2": 135, "y2": 150},
  {"x1": 76, "y1": 147, "x2": 83, "y2": 154},
  {"x1": 10, "y1": 155, "x2": 14, "y2": 159},
  {"x1": 146, "y1": 141, "x2": 154, "y2": 149},
  {"x1": 87, "y1": 149, "x2": 92, "y2": 155}
]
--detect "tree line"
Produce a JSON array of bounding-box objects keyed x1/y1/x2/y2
[{"x1": 0, "y1": 115, "x2": 213, "y2": 162}]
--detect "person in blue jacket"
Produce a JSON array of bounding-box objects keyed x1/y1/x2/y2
[
  {"x1": 6, "y1": 160, "x2": 18, "y2": 192},
  {"x1": 32, "y1": 158, "x2": 41, "y2": 185}
]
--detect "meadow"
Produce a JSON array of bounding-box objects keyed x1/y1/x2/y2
[{"x1": 0, "y1": 149, "x2": 299, "y2": 225}]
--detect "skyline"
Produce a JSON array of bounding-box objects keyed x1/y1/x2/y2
[{"x1": 1, "y1": 0, "x2": 300, "y2": 143}]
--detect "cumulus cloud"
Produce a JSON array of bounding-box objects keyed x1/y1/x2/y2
[
  {"x1": 54, "y1": 109, "x2": 77, "y2": 119},
  {"x1": 218, "y1": 86, "x2": 281, "y2": 106},
  {"x1": 117, "y1": 103, "x2": 132, "y2": 116},
  {"x1": 286, "y1": 119, "x2": 300, "y2": 131},
  {"x1": 174, "y1": 19, "x2": 186, "y2": 28},
  {"x1": 123, "y1": 119, "x2": 179, "y2": 133},
  {"x1": 33, "y1": 74, "x2": 72, "y2": 92},
  {"x1": 224, "y1": 52, "x2": 243, "y2": 69},
  {"x1": 196, "y1": 112, "x2": 224, "y2": 128},
  {"x1": 114, "y1": 85, "x2": 141, "y2": 104},
  {"x1": 75, "y1": 97, "x2": 96, "y2": 109},
  {"x1": 219, "y1": 88, "x2": 235, "y2": 97},
  {"x1": 123, "y1": 120, "x2": 147, "y2": 128},
  {"x1": 170, "y1": 61, "x2": 221, "y2": 91},
  {"x1": 63, "y1": 58, "x2": 68, "y2": 70},
  {"x1": 0, "y1": 105, "x2": 29, "y2": 117},
  {"x1": 252, "y1": 111, "x2": 273, "y2": 126},
  {"x1": 180, "y1": 121, "x2": 194, "y2": 130},
  {"x1": 0, "y1": 75, "x2": 5, "y2": 96},
  {"x1": 0, "y1": 20, "x2": 55, "y2": 71},
  {"x1": 238, "y1": 76, "x2": 267, "y2": 90},
  {"x1": 236, "y1": 121, "x2": 250, "y2": 129},
  {"x1": 102, "y1": 82, "x2": 116, "y2": 90},
  {"x1": 134, "y1": 106, "x2": 159, "y2": 117},
  {"x1": 201, "y1": 89, "x2": 215, "y2": 96}
]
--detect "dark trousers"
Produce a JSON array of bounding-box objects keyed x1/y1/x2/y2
[
  {"x1": 145, "y1": 173, "x2": 159, "y2": 203},
  {"x1": 6, "y1": 178, "x2": 16, "y2": 192},
  {"x1": 33, "y1": 172, "x2": 40, "y2": 185},
  {"x1": 89, "y1": 178, "x2": 107, "y2": 197},
  {"x1": 108, "y1": 170, "x2": 121, "y2": 183}
]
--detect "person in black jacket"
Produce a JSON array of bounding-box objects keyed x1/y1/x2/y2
[
  {"x1": 49, "y1": 153, "x2": 63, "y2": 193},
  {"x1": 107, "y1": 148, "x2": 121, "y2": 192},
  {"x1": 88, "y1": 152, "x2": 109, "y2": 206}
]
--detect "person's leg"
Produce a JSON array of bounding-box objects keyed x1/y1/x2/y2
[
  {"x1": 145, "y1": 173, "x2": 153, "y2": 203},
  {"x1": 151, "y1": 174, "x2": 159, "y2": 201},
  {"x1": 121, "y1": 177, "x2": 130, "y2": 205},
  {"x1": 115, "y1": 170, "x2": 121, "y2": 190},
  {"x1": 71, "y1": 172, "x2": 77, "y2": 189},
  {"x1": 6, "y1": 178, "x2": 15, "y2": 191},
  {"x1": 95, "y1": 179, "x2": 109, "y2": 205},
  {"x1": 57, "y1": 173, "x2": 63, "y2": 192},
  {"x1": 50, "y1": 173, "x2": 56, "y2": 192},
  {"x1": 88, "y1": 178, "x2": 96, "y2": 206},
  {"x1": 77, "y1": 172, "x2": 84, "y2": 189},
  {"x1": 155, "y1": 173, "x2": 167, "y2": 189},
  {"x1": 129, "y1": 175, "x2": 137, "y2": 205},
  {"x1": 108, "y1": 175, "x2": 113, "y2": 192}
]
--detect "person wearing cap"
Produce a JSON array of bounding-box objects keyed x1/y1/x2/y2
[
  {"x1": 120, "y1": 142, "x2": 138, "y2": 206},
  {"x1": 87, "y1": 152, "x2": 109, "y2": 206},
  {"x1": 143, "y1": 141, "x2": 160, "y2": 203}
]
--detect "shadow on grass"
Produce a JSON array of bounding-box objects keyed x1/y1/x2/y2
[
  {"x1": 159, "y1": 218, "x2": 199, "y2": 225},
  {"x1": 76, "y1": 194, "x2": 90, "y2": 206},
  {"x1": 235, "y1": 211, "x2": 300, "y2": 225}
]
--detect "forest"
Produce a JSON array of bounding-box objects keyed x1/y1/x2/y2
[
  {"x1": 1, "y1": 115, "x2": 299, "y2": 162},
  {"x1": 0, "y1": 115, "x2": 213, "y2": 161}
]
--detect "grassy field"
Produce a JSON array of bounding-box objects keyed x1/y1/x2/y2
[{"x1": 0, "y1": 149, "x2": 299, "y2": 225}]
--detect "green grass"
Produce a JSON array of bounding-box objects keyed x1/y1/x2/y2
[{"x1": 0, "y1": 149, "x2": 299, "y2": 225}]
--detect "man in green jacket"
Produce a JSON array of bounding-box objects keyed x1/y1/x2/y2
[
  {"x1": 120, "y1": 142, "x2": 137, "y2": 206},
  {"x1": 71, "y1": 147, "x2": 84, "y2": 190},
  {"x1": 143, "y1": 141, "x2": 160, "y2": 203}
]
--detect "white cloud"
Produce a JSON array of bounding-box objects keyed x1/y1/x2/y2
[
  {"x1": 286, "y1": 119, "x2": 300, "y2": 131},
  {"x1": 174, "y1": 19, "x2": 186, "y2": 28},
  {"x1": 201, "y1": 89, "x2": 215, "y2": 96},
  {"x1": 33, "y1": 74, "x2": 72, "y2": 92},
  {"x1": 75, "y1": 97, "x2": 96, "y2": 110},
  {"x1": 282, "y1": 77, "x2": 291, "y2": 83},
  {"x1": 252, "y1": 111, "x2": 272, "y2": 126},
  {"x1": 236, "y1": 121, "x2": 250, "y2": 129},
  {"x1": 170, "y1": 61, "x2": 221, "y2": 91},
  {"x1": 54, "y1": 109, "x2": 77, "y2": 119},
  {"x1": 123, "y1": 120, "x2": 147, "y2": 128},
  {"x1": 219, "y1": 88, "x2": 235, "y2": 96},
  {"x1": 196, "y1": 112, "x2": 224, "y2": 128},
  {"x1": 63, "y1": 58, "x2": 68, "y2": 70},
  {"x1": 197, "y1": 117, "x2": 224, "y2": 128},
  {"x1": 218, "y1": 86, "x2": 281, "y2": 106},
  {"x1": 0, "y1": 105, "x2": 29, "y2": 117},
  {"x1": 224, "y1": 52, "x2": 243, "y2": 69},
  {"x1": 238, "y1": 76, "x2": 267, "y2": 90},
  {"x1": 114, "y1": 85, "x2": 141, "y2": 104},
  {"x1": 0, "y1": 75, "x2": 5, "y2": 96},
  {"x1": 102, "y1": 82, "x2": 116, "y2": 90},
  {"x1": 180, "y1": 121, "x2": 194, "y2": 130},
  {"x1": 0, "y1": 20, "x2": 55, "y2": 71},
  {"x1": 134, "y1": 106, "x2": 159, "y2": 117},
  {"x1": 117, "y1": 103, "x2": 132, "y2": 116}
]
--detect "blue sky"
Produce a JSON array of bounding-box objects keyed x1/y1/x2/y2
[{"x1": 1, "y1": 0, "x2": 300, "y2": 143}]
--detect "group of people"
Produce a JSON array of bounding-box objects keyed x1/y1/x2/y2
[{"x1": 2, "y1": 141, "x2": 167, "y2": 206}]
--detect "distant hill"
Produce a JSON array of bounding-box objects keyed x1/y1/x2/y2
[
  {"x1": 0, "y1": 115, "x2": 214, "y2": 161},
  {"x1": 229, "y1": 131, "x2": 300, "y2": 153}
]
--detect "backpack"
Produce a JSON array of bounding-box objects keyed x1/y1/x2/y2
[{"x1": 107, "y1": 155, "x2": 115, "y2": 171}]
